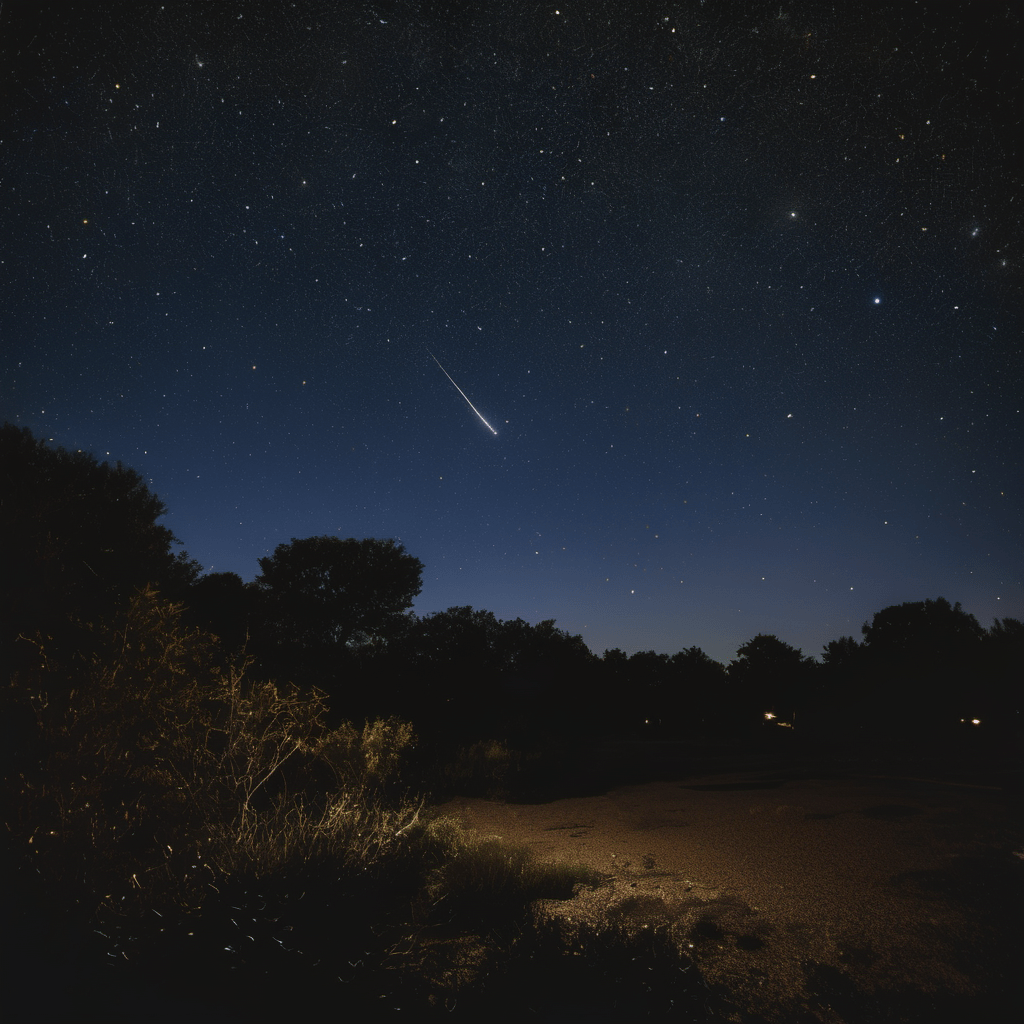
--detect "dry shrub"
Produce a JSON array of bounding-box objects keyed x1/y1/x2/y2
[
  {"x1": 7, "y1": 586, "x2": 420, "y2": 915},
  {"x1": 407, "y1": 816, "x2": 602, "y2": 925},
  {"x1": 441, "y1": 738, "x2": 521, "y2": 798}
]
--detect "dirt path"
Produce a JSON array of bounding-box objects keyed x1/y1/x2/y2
[{"x1": 435, "y1": 767, "x2": 1023, "y2": 1022}]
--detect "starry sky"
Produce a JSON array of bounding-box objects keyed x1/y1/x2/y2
[{"x1": 3, "y1": 2, "x2": 1021, "y2": 666}]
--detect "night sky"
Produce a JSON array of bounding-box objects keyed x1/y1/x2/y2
[{"x1": 3, "y1": 2, "x2": 1021, "y2": 666}]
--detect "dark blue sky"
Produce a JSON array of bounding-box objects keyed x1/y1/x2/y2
[{"x1": 3, "y1": 2, "x2": 1020, "y2": 664}]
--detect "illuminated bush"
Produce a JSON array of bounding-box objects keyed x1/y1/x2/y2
[
  {"x1": 407, "y1": 815, "x2": 602, "y2": 926},
  {"x1": 440, "y1": 738, "x2": 522, "y2": 798},
  {"x1": 7, "y1": 586, "x2": 420, "y2": 915}
]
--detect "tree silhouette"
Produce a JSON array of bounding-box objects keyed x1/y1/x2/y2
[
  {"x1": 860, "y1": 597, "x2": 985, "y2": 725},
  {"x1": 728, "y1": 634, "x2": 816, "y2": 724},
  {"x1": 183, "y1": 571, "x2": 255, "y2": 654},
  {"x1": 600, "y1": 649, "x2": 630, "y2": 688},
  {"x1": 624, "y1": 651, "x2": 673, "y2": 731},
  {"x1": 821, "y1": 635, "x2": 861, "y2": 670},
  {"x1": 252, "y1": 536, "x2": 423, "y2": 693},
  {"x1": 406, "y1": 606, "x2": 506, "y2": 730},
  {"x1": 395, "y1": 606, "x2": 595, "y2": 744},
  {"x1": 0, "y1": 423, "x2": 199, "y2": 667},
  {"x1": 666, "y1": 646, "x2": 729, "y2": 732},
  {"x1": 861, "y1": 597, "x2": 984, "y2": 655},
  {"x1": 983, "y1": 617, "x2": 1023, "y2": 728},
  {"x1": 596, "y1": 646, "x2": 727, "y2": 736},
  {"x1": 498, "y1": 617, "x2": 596, "y2": 738}
]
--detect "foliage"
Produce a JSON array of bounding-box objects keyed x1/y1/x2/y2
[
  {"x1": 861, "y1": 596, "x2": 985, "y2": 655},
  {"x1": 315, "y1": 716, "x2": 418, "y2": 799},
  {"x1": 393, "y1": 606, "x2": 597, "y2": 742},
  {"x1": 6, "y1": 586, "x2": 421, "y2": 917},
  {"x1": 985, "y1": 618, "x2": 1023, "y2": 694},
  {"x1": 408, "y1": 815, "x2": 603, "y2": 925},
  {"x1": 821, "y1": 634, "x2": 861, "y2": 668},
  {"x1": 596, "y1": 646, "x2": 729, "y2": 735},
  {"x1": 380, "y1": 815, "x2": 606, "y2": 1009},
  {"x1": 251, "y1": 535, "x2": 423, "y2": 692},
  {"x1": 723, "y1": 634, "x2": 817, "y2": 724},
  {"x1": 439, "y1": 738, "x2": 522, "y2": 799},
  {"x1": 860, "y1": 597, "x2": 986, "y2": 723},
  {"x1": 988, "y1": 616, "x2": 1023, "y2": 642},
  {"x1": 668, "y1": 645, "x2": 730, "y2": 726},
  {"x1": 0, "y1": 422, "x2": 200, "y2": 663},
  {"x1": 182, "y1": 570, "x2": 254, "y2": 653},
  {"x1": 12, "y1": 433, "x2": 1021, "y2": 1017},
  {"x1": 254, "y1": 535, "x2": 423, "y2": 649}
]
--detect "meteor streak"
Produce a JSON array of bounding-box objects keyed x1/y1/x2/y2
[{"x1": 427, "y1": 350, "x2": 498, "y2": 435}]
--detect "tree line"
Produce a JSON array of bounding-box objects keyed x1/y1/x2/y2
[
  {"x1": 8, "y1": 423, "x2": 1018, "y2": 1020},
  {"x1": 3, "y1": 422, "x2": 1020, "y2": 753}
]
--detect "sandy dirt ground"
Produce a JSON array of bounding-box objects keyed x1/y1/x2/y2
[{"x1": 435, "y1": 765, "x2": 1023, "y2": 1022}]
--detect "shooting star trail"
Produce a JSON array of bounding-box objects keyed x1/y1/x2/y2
[{"x1": 427, "y1": 350, "x2": 498, "y2": 435}]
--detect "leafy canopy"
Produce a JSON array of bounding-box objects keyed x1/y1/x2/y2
[
  {"x1": 1, "y1": 422, "x2": 198, "y2": 654},
  {"x1": 254, "y1": 535, "x2": 424, "y2": 652}
]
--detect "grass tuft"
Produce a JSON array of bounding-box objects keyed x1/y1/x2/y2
[{"x1": 406, "y1": 815, "x2": 604, "y2": 926}]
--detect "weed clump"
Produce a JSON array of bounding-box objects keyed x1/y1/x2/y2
[
  {"x1": 407, "y1": 815, "x2": 603, "y2": 926},
  {"x1": 7, "y1": 588, "x2": 423, "y2": 917},
  {"x1": 439, "y1": 739, "x2": 521, "y2": 799}
]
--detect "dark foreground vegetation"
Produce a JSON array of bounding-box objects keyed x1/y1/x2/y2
[{"x1": 3, "y1": 424, "x2": 1021, "y2": 1020}]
